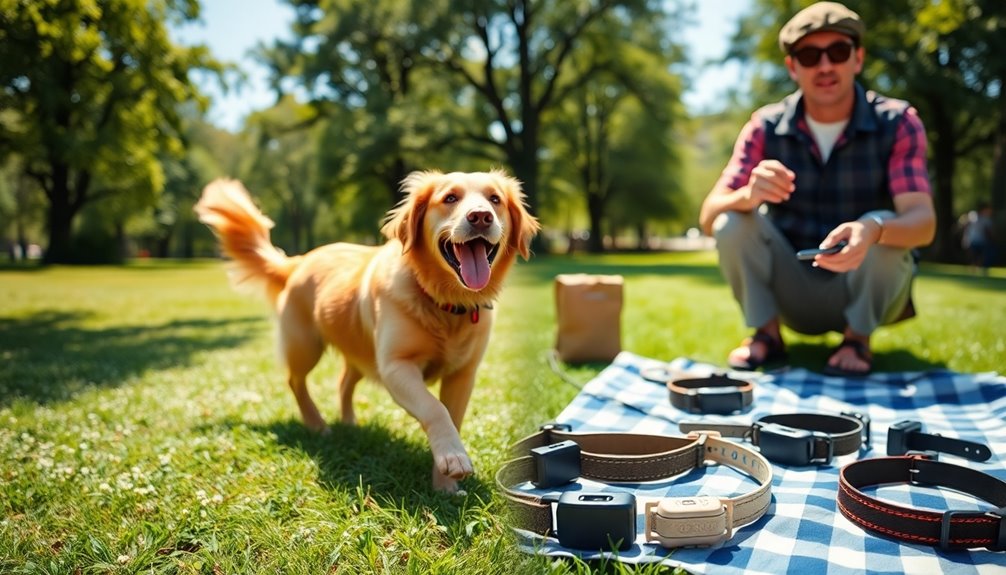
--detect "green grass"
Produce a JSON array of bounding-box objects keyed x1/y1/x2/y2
[{"x1": 1, "y1": 254, "x2": 1003, "y2": 574}]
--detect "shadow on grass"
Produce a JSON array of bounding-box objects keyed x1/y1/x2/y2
[
  {"x1": 246, "y1": 419, "x2": 496, "y2": 525},
  {"x1": 774, "y1": 341, "x2": 948, "y2": 381},
  {"x1": 0, "y1": 310, "x2": 264, "y2": 407}
]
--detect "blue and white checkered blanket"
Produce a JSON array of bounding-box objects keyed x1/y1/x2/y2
[{"x1": 516, "y1": 352, "x2": 1006, "y2": 574}]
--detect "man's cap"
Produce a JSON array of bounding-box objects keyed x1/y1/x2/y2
[{"x1": 778, "y1": 2, "x2": 865, "y2": 53}]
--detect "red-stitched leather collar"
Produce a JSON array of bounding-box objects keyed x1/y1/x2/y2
[{"x1": 838, "y1": 456, "x2": 1006, "y2": 551}]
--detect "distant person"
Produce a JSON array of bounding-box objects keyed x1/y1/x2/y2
[
  {"x1": 961, "y1": 202, "x2": 995, "y2": 274},
  {"x1": 698, "y1": 2, "x2": 936, "y2": 376}
]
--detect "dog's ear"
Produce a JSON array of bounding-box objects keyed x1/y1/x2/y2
[
  {"x1": 496, "y1": 170, "x2": 541, "y2": 260},
  {"x1": 381, "y1": 170, "x2": 438, "y2": 253}
]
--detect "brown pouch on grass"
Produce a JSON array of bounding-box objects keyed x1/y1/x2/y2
[{"x1": 554, "y1": 274, "x2": 623, "y2": 363}]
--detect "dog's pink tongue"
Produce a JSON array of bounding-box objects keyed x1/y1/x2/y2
[{"x1": 454, "y1": 241, "x2": 491, "y2": 290}]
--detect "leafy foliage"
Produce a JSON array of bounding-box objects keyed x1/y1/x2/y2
[{"x1": 0, "y1": 0, "x2": 224, "y2": 262}]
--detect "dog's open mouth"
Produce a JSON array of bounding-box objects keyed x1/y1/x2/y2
[{"x1": 440, "y1": 237, "x2": 500, "y2": 291}]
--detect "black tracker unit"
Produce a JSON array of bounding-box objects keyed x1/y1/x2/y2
[
  {"x1": 886, "y1": 419, "x2": 992, "y2": 462},
  {"x1": 531, "y1": 440, "x2": 581, "y2": 488},
  {"x1": 531, "y1": 439, "x2": 637, "y2": 550},
  {"x1": 756, "y1": 423, "x2": 834, "y2": 466},
  {"x1": 552, "y1": 492, "x2": 637, "y2": 551}
]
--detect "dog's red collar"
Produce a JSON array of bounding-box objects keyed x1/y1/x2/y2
[{"x1": 418, "y1": 286, "x2": 493, "y2": 323}]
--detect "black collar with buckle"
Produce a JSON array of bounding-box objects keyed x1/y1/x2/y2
[
  {"x1": 496, "y1": 423, "x2": 773, "y2": 552},
  {"x1": 885, "y1": 419, "x2": 992, "y2": 462},
  {"x1": 679, "y1": 412, "x2": 870, "y2": 466},
  {"x1": 640, "y1": 367, "x2": 754, "y2": 414},
  {"x1": 838, "y1": 455, "x2": 1006, "y2": 551}
]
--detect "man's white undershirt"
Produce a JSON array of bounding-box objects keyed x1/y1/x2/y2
[{"x1": 807, "y1": 116, "x2": 849, "y2": 163}]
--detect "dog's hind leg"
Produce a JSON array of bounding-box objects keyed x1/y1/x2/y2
[
  {"x1": 337, "y1": 363, "x2": 362, "y2": 425},
  {"x1": 280, "y1": 327, "x2": 328, "y2": 433}
]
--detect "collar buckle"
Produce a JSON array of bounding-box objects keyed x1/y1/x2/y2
[
  {"x1": 841, "y1": 410, "x2": 871, "y2": 448},
  {"x1": 644, "y1": 496, "x2": 733, "y2": 548}
]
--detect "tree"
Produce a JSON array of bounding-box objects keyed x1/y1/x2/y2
[
  {"x1": 240, "y1": 96, "x2": 325, "y2": 253},
  {"x1": 431, "y1": 0, "x2": 675, "y2": 216},
  {"x1": 0, "y1": 0, "x2": 222, "y2": 263},
  {"x1": 543, "y1": 9, "x2": 685, "y2": 252},
  {"x1": 0, "y1": 155, "x2": 46, "y2": 260},
  {"x1": 263, "y1": 0, "x2": 463, "y2": 208}
]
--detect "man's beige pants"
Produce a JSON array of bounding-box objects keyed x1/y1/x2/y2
[{"x1": 712, "y1": 210, "x2": 914, "y2": 336}]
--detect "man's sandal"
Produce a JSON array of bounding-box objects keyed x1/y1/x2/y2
[
  {"x1": 822, "y1": 338, "x2": 873, "y2": 377},
  {"x1": 727, "y1": 330, "x2": 788, "y2": 371}
]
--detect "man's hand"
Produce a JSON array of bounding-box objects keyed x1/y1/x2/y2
[
  {"x1": 812, "y1": 220, "x2": 880, "y2": 272},
  {"x1": 743, "y1": 160, "x2": 796, "y2": 207}
]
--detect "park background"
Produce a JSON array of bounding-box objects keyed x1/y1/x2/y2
[
  {"x1": 2, "y1": 1, "x2": 1006, "y2": 573},
  {"x1": 2, "y1": 0, "x2": 1004, "y2": 265}
]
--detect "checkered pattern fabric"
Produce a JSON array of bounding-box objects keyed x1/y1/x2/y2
[{"x1": 513, "y1": 352, "x2": 1006, "y2": 573}]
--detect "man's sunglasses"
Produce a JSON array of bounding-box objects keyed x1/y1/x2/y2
[{"x1": 791, "y1": 41, "x2": 855, "y2": 67}]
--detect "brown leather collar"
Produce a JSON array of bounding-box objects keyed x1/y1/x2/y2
[
  {"x1": 838, "y1": 455, "x2": 1006, "y2": 551},
  {"x1": 496, "y1": 425, "x2": 773, "y2": 550}
]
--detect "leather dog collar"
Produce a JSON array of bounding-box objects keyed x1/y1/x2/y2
[
  {"x1": 497, "y1": 424, "x2": 773, "y2": 551},
  {"x1": 679, "y1": 412, "x2": 869, "y2": 466},
  {"x1": 838, "y1": 455, "x2": 1006, "y2": 551},
  {"x1": 416, "y1": 284, "x2": 493, "y2": 323},
  {"x1": 641, "y1": 368, "x2": 754, "y2": 415},
  {"x1": 886, "y1": 419, "x2": 992, "y2": 462}
]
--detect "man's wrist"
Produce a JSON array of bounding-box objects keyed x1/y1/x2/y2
[{"x1": 863, "y1": 214, "x2": 885, "y2": 244}]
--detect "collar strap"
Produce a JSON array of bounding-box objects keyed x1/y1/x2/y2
[
  {"x1": 496, "y1": 424, "x2": 773, "y2": 550},
  {"x1": 838, "y1": 456, "x2": 1006, "y2": 551},
  {"x1": 679, "y1": 411, "x2": 870, "y2": 466},
  {"x1": 640, "y1": 369, "x2": 755, "y2": 415},
  {"x1": 418, "y1": 285, "x2": 493, "y2": 323},
  {"x1": 886, "y1": 419, "x2": 992, "y2": 461}
]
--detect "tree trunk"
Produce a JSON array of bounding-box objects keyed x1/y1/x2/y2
[
  {"x1": 636, "y1": 223, "x2": 648, "y2": 251},
  {"x1": 926, "y1": 99, "x2": 957, "y2": 262},
  {"x1": 43, "y1": 166, "x2": 76, "y2": 264},
  {"x1": 991, "y1": 88, "x2": 1006, "y2": 216},
  {"x1": 586, "y1": 193, "x2": 605, "y2": 253}
]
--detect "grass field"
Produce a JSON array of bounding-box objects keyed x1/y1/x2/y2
[{"x1": 1, "y1": 253, "x2": 1003, "y2": 574}]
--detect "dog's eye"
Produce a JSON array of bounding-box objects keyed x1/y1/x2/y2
[
  {"x1": 489, "y1": 194, "x2": 501, "y2": 204},
  {"x1": 444, "y1": 193, "x2": 458, "y2": 204}
]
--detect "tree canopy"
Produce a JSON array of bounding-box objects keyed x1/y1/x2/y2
[{"x1": 0, "y1": 0, "x2": 223, "y2": 263}]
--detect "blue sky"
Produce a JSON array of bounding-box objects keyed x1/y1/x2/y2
[{"x1": 172, "y1": 0, "x2": 752, "y2": 132}]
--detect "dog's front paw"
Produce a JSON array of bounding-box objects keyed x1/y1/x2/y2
[
  {"x1": 434, "y1": 448, "x2": 474, "y2": 480},
  {"x1": 432, "y1": 468, "x2": 468, "y2": 494}
]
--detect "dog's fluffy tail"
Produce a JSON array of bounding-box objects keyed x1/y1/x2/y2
[{"x1": 194, "y1": 179, "x2": 300, "y2": 305}]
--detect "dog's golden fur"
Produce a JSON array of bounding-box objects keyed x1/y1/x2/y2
[{"x1": 195, "y1": 170, "x2": 539, "y2": 492}]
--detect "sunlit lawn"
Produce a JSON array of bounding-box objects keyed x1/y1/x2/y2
[{"x1": 1, "y1": 254, "x2": 1002, "y2": 574}]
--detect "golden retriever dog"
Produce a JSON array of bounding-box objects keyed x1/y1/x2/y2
[{"x1": 194, "y1": 170, "x2": 539, "y2": 492}]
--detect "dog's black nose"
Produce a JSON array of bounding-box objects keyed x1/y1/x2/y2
[{"x1": 466, "y1": 209, "x2": 494, "y2": 229}]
